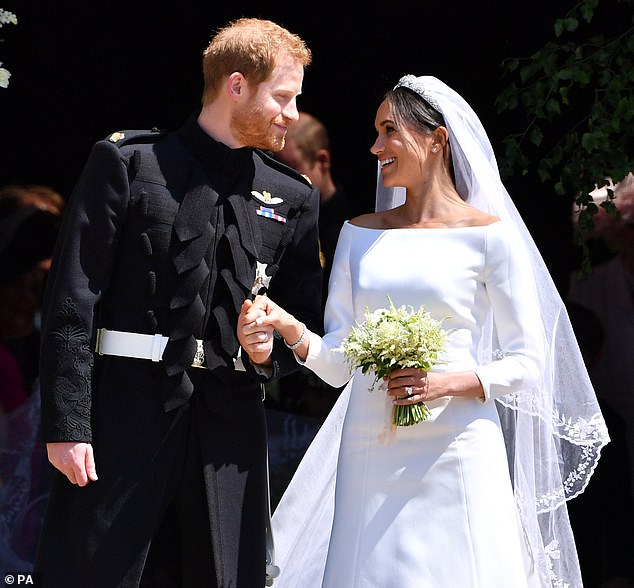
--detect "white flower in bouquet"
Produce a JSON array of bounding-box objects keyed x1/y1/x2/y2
[
  {"x1": 0, "y1": 9, "x2": 17, "y2": 26},
  {"x1": 0, "y1": 8, "x2": 17, "y2": 88},
  {"x1": 336, "y1": 297, "x2": 450, "y2": 427},
  {"x1": 0, "y1": 63, "x2": 10, "y2": 88}
]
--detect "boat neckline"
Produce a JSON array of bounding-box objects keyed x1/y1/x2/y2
[{"x1": 345, "y1": 219, "x2": 502, "y2": 231}]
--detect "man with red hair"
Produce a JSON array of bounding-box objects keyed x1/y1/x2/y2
[{"x1": 36, "y1": 18, "x2": 321, "y2": 587}]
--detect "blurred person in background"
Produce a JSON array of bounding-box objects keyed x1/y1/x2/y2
[
  {"x1": 568, "y1": 174, "x2": 634, "y2": 586},
  {"x1": 0, "y1": 186, "x2": 62, "y2": 575},
  {"x1": 276, "y1": 111, "x2": 352, "y2": 303},
  {"x1": 0, "y1": 187, "x2": 63, "y2": 412}
]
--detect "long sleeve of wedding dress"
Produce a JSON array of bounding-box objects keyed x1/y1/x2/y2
[{"x1": 297, "y1": 223, "x2": 355, "y2": 388}]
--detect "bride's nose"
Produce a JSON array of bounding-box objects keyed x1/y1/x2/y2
[{"x1": 370, "y1": 135, "x2": 383, "y2": 155}]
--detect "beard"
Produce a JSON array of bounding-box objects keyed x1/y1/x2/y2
[{"x1": 231, "y1": 101, "x2": 286, "y2": 152}]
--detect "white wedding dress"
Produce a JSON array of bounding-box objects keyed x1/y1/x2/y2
[{"x1": 272, "y1": 220, "x2": 545, "y2": 587}]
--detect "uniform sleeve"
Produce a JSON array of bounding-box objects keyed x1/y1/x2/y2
[
  {"x1": 300, "y1": 222, "x2": 355, "y2": 388},
  {"x1": 473, "y1": 222, "x2": 545, "y2": 402},
  {"x1": 39, "y1": 140, "x2": 130, "y2": 442}
]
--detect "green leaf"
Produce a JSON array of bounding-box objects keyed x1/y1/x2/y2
[
  {"x1": 546, "y1": 98, "x2": 561, "y2": 115},
  {"x1": 580, "y1": 0, "x2": 598, "y2": 22},
  {"x1": 581, "y1": 132, "x2": 595, "y2": 152},
  {"x1": 537, "y1": 167, "x2": 551, "y2": 182},
  {"x1": 565, "y1": 16, "x2": 579, "y2": 32},
  {"x1": 573, "y1": 69, "x2": 591, "y2": 85},
  {"x1": 601, "y1": 199, "x2": 620, "y2": 218},
  {"x1": 529, "y1": 126, "x2": 544, "y2": 146},
  {"x1": 558, "y1": 67, "x2": 573, "y2": 81},
  {"x1": 559, "y1": 85, "x2": 570, "y2": 105}
]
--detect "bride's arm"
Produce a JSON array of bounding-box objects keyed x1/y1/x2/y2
[
  {"x1": 472, "y1": 222, "x2": 544, "y2": 401},
  {"x1": 387, "y1": 222, "x2": 544, "y2": 406},
  {"x1": 239, "y1": 223, "x2": 356, "y2": 388}
]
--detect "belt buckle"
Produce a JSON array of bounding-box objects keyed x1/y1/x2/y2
[
  {"x1": 95, "y1": 328, "x2": 105, "y2": 355},
  {"x1": 191, "y1": 339, "x2": 206, "y2": 369}
]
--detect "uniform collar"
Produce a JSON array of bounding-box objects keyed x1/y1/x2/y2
[{"x1": 177, "y1": 113, "x2": 253, "y2": 175}]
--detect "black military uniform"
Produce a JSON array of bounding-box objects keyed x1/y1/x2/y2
[{"x1": 35, "y1": 114, "x2": 322, "y2": 587}]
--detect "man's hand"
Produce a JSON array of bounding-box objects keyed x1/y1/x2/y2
[
  {"x1": 238, "y1": 295, "x2": 309, "y2": 360},
  {"x1": 46, "y1": 442, "x2": 98, "y2": 486},
  {"x1": 237, "y1": 298, "x2": 275, "y2": 366}
]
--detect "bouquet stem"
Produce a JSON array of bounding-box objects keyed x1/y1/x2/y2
[{"x1": 393, "y1": 402, "x2": 431, "y2": 427}]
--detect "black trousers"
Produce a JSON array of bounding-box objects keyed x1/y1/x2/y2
[
  {"x1": 139, "y1": 395, "x2": 217, "y2": 587},
  {"x1": 137, "y1": 383, "x2": 268, "y2": 588}
]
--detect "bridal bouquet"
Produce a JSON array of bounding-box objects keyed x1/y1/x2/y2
[{"x1": 336, "y1": 297, "x2": 449, "y2": 427}]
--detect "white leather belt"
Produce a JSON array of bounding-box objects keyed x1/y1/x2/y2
[{"x1": 95, "y1": 328, "x2": 206, "y2": 368}]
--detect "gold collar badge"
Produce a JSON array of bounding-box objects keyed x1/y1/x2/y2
[{"x1": 108, "y1": 132, "x2": 125, "y2": 143}]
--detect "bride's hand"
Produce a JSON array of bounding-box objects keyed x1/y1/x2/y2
[
  {"x1": 247, "y1": 295, "x2": 309, "y2": 360},
  {"x1": 387, "y1": 368, "x2": 485, "y2": 403},
  {"x1": 249, "y1": 295, "x2": 286, "y2": 330},
  {"x1": 386, "y1": 368, "x2": 435, "y2": 405}
]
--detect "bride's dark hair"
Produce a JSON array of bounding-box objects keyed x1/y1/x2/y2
[
  {"x1": 386, "y1": 85, "x2": 456, "y2": 184},
  {"x1": 386, "y1": 86, "x2": 445, "y2": 133}
]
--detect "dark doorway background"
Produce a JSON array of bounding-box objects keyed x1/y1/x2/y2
[{"x1": 0, "y1": 0, "x2": 624, "y2": 290}]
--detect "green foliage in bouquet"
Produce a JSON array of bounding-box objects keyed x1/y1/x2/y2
[{"x1": 336, "y1": 297, "x2": 450, "y2": 426}]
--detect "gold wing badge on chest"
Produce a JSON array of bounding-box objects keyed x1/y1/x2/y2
[{"x1": 252, "y1": 190, "x2": 287, "y2": 223}]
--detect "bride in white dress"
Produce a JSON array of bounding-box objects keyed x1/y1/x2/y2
[{"x1": 238, "y1": 76, "x2": 609, "y2": 588}]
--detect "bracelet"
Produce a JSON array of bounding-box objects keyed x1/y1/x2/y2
[{"x1": 284, "y1": 323, "x2": 306, "y2": 351}]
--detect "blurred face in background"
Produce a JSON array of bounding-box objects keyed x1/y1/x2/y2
[{"x1": 0, "y1": 266, "x2": 47, "y2": 340}]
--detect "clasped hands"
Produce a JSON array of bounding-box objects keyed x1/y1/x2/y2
[{"x1": 237, "y1": 295, "x2": 294, "y2": 366}]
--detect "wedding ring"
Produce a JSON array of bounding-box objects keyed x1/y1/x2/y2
[{"x1": 405, "y1": 386, "x2": 414, "y2": 397}]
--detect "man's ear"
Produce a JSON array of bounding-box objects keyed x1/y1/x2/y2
[
  {"x1": 227, "y1": 72, "x2": 247, "y2": 101},
  {"x1": 316, "y1": 149, "x2": 331, "y2": 173}
]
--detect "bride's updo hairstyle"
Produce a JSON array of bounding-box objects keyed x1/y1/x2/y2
[
  {"x1": 386, "y1": 85, "x2": 445, "y2": 133},
  {"x1": 385, "y1": 86, "x2": 456, "y2": 184}
]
